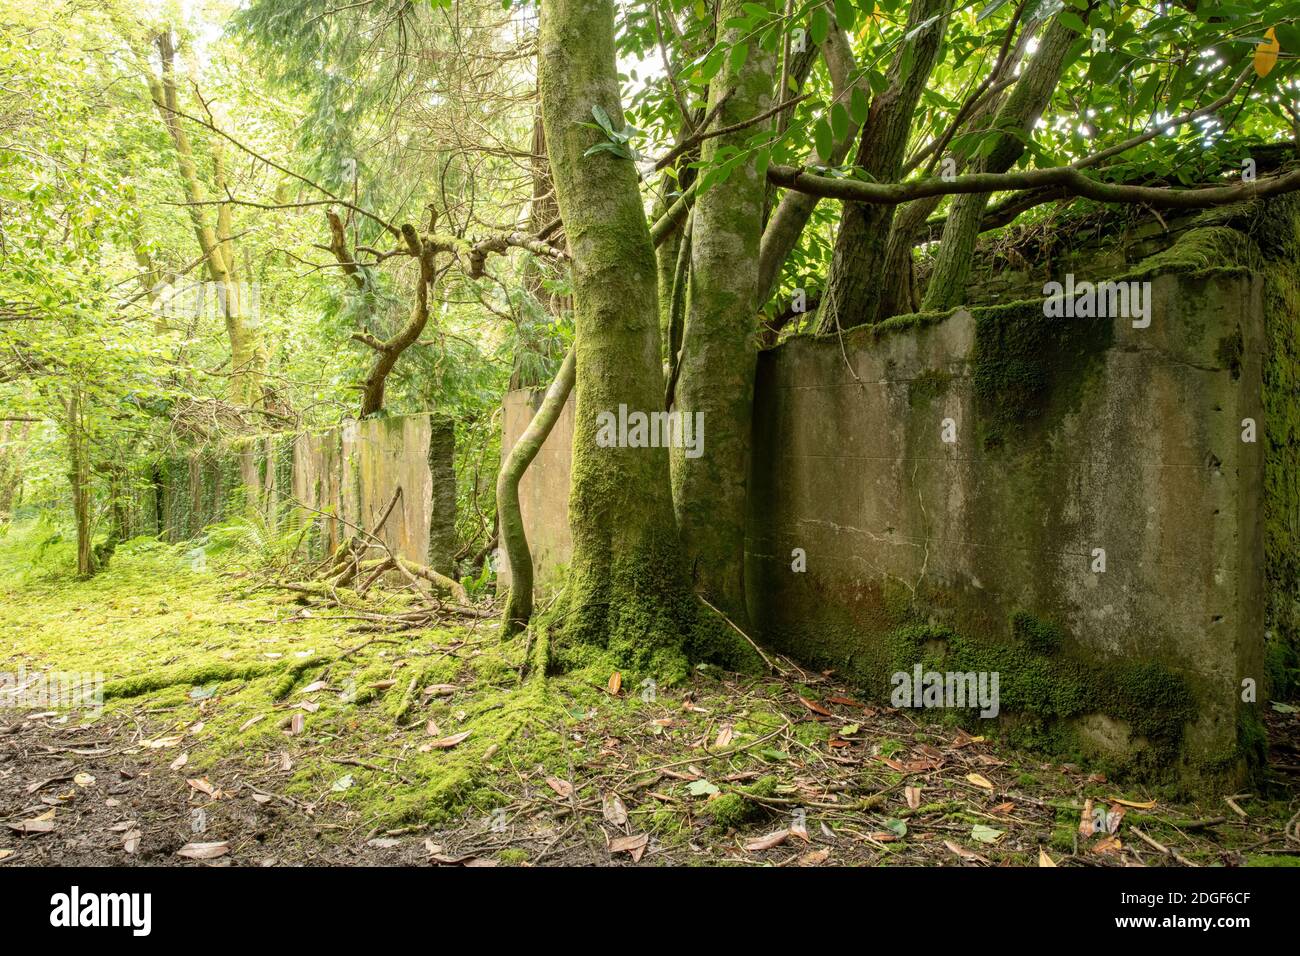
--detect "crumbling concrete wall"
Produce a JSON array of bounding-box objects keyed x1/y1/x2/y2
[
  {"x1": 500, "y1": 257, "x2": 1273, "y2": 781},
  {"x1": 143, "y1": 414, "x2": 456, "y2": 568},
  {"x1": 497, "y1": 387, "x2": 574, "y2": 592}
]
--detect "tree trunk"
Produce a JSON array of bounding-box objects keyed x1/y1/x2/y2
[
  {"x1": 66, "y1": 389, "x2": 95, "y2": 577},
  {"x1": 497, "y1": 347, "x2": 575, "y2": 633},
  {"x1": 538, "y1": 0, "x2": 699, "y2": 675},
  {"x1": 813, "y1": 0, "x2": 953, "y2": 334},
  {"x1": 670, "y1": 0, "x2": 776, "y2": 623},
  {"x1": 922, "y1": 15, "x2": 1079, "y2": 311}
]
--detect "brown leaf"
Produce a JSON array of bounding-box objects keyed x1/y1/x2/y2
[
  {"x1": 1038, "y1": 848, "x2": 1057, "y2": 867},
  {"x1": 546, "y1": 776, "x2": 574, "y2": 799},
  {"x1": 238, "y1": 715, "x2": 264, "y2": 732},
  {"x1": 299, "y1": 681, "x2": 328, "y2": 694},
  {"x1": 798, "y1": 848, "x2": 831, "y2": 866},
  {"x1": 713, "y1": 724, "x2": 734, "y2": 749},
  {"x1": 602, "y1": 793, "x2": 628, "y2": 826},
  {"x1": 123, "y1": 830, "x2": 142, "y2": 854},
  {"x1": 609, "y1": 833, "x2": 649, "y2": 859},
  {"x1": 427, "y1": 730, "x2": 471, "y2": 750},
  {"x1": 799, "y1": 696, "x2": 833, "y2": 717},
  {"x1": 170, "y1": 752, "x2": 189, "y2": 771},
  {"x1": 943, "y1": 840, "x2": 988, "y2": 864},
  {"x1": 965, "y1": 773, "x2": 994, "y2": 791},
  {"x1": 1091, "y1": 835, "x2": 1123, "y2": 856},
  {"x1": 8, "y1": 818, "x2": 55, "y2": 835},
  {"x1": 177, "y1": 841, "x2": 229, "y2": 860},
  {"x1": 990, "y1": 801, "x2": 1016, "y2": 815},
  {"x1": 187, "y1": 778, "x2": 216, "y2": 797},
  {"x1": 288, "y1": 713, "x2": 304, "y2": 735},
  {"x1": 744, "y1": 829, "x2": 790, "y2": 852},
  {"x1": 425, "y1": 719, "x2": 442, "y2": 737},
  {"x1": 905, "y1": 786, "x2": 922, "y2": 810},
  {"x1": 1105, "y1": 804, "x2": 1127, "y2": 835},
  {"x1": 422, "y1": 684, "x2": 457, "y2": 698},
  {"x1": 607, "y1": 671, "x2": 622, "y2": 696},
  {"x1": 825, "y1": 696, "x2": 863, "y2": 707}
]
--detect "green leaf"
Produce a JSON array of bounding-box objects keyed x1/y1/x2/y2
[
  {"x1": 830, "y1": 102, "x2": 849, "y2": 141},
  {"x1": 814, "y1": 117, "x2": 833, "y2": 161},
  {"x1": 687, "y1": 779, "x2": 720, "y2": 796},
  {"x1": 882, "y1": 818, "x2": 907, "y2": 838},
  {"x1": 730, "y1": 41, "x2": 749, "y2": 72},
  {"x1": 976, "y1": 0, "x2": 1010, "y2": 22},
  {"x1": 971, "y1": 824, "x2": 1004, "y2": 844},
  {"x1": 833, "y1": 0, "x2": 856, "y2": 32},
  {"x1": 810, "y1": 8, "x2": 830, "y2": 46},
  {"x1": 1058, "y1": 11, "x2": 1087, "y2": 34},
  {"x1": 849, "y1": 85, "x2": 869, "y2": 126},
  {"x1": 590, "y1": 104, "x2": 614, "y2": 134}
]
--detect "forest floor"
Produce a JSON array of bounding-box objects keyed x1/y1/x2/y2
[{"x1": 1, "y1": 520, "x2": 1298, "y2": 868}]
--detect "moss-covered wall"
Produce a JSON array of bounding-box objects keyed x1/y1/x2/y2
[
  {"x1": 500, "y1": 200, "x2": 1300, "y2": 785},
  {"x1": 143, "y1": 415, "x2": 456, "y2": 569}
]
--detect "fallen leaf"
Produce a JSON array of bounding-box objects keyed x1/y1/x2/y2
[
  {"x1": 299, "y1": 681, "x2": 328, "y2": 694},
  {"x1": 744, "y1": 829, "x2": 789, "y2": 852},
  {"x1": 826, "y1": 696, "x2": 863, "y2": 707},
  {"x1": 609, "y1": 832, "x2": 649, "y2": 862},
  {"x1": 8, "y1": 818, "x2": 55, "y2": 835},
  {"x1": 603, "y1": 794, "x2": 628, "y2": 826},
  {"x1": 331, "y1": 774, "x2": 354, "y2": 792},
  {"x1": 1091, "y1": 835, "x2": 1123, "y2": 856},
  {"x1": 798, "y1": 848, "x2": 831, "y2": 866},
  {"x1": 187, "y1": 778, "x2": 217, "y2": 798},
  {"x1": 905, "y1": 786, "x2": 922, "y2": 810},
  {"x1": 425, "y1": 719, "x2": 442, "y2": 737},
  {"x1": 427, "y1": 731, "x2": 471, "y2": 749},
  {"x1": 288, "y1": 713, "x2": 304, "y2": 735},
  {"x1": 971, "y1": 824, "x2": 1004, "y2": 844},
  {"x1": 170, "y1": 752, "x2": 189, "y2": 771},
  {"x1": 713, "y1": 724, "x2": 734, "y2": 749},
  {"x1": 366, "y1": 837, "x2": 401, "y2": 849},
  {"x1": 546, "y1": 776, "x2": 574, "y2": 798},
  {"x1": 123, "y1": 830, "x2": 142, "y2": 854},
  {"x1": 943, "y1": 840, "x2": 988, "y2": 863},
  {"x1": 687, "y1": 779, "x2": 719, "y2": 797},
  {"x1": 799, "y1": 696, "x2": 833, "y2": 717},
  {"x1": 422, "y1": 684, "x2": 456, "y2": 698},
  {"x1": 73, "y1": 772, "x2": 95, "y2": 787},
  {"x1": 1109, "y1": 796, "x2": 1156, "y2": 810},
  {"x1": 966, "y1": 773, "x2": 994, "y2": 791},
  {"x1": 607, "y1": 671, "x2": 622, "y2": 696},
  {"x1": 990, "y1": 801, "x2": 1016, "y2": 815},
  {"x1": 237, "y1": 716, "x2": 264, "y2": 732},
  {"x1": 177, "y1": 841, "x2": 229, "y2": 860},
  {"x1": 1105, "y1": 804, "x2": 1127, "y2": 835},
  {"x1": 298, "y1": 699, "x2": 320, "y2": 714},
  {"x1": 0, "y1": 848, "x2": 13, "y2": 861},
  {"x1": 1038, "y1": 848, "x2": 1057, "y2": 867}
]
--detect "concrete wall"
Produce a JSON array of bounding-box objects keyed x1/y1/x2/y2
[
  {"x1": 497, "y1": 387, "x2": 575, "y2": 591},
  {"x1": 500, "y1": 267, "x2": 1269, "y2": 778},
  {"x1": 137, "y1": 414, "x2": 455, "y2": 568}
]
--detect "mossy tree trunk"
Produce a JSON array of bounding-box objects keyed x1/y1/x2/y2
[
  {"x1": 670, "y1": 0, "x2": 776, "y2": 624},
  {"x1": 66, "y1": 388, "x2": 95, "y2": 577},
  {"x1": 538, "y1": 0, "x2": 698, "y2": 673},
  {"x1": 498, "y1": 347, "x2": 574, "y2": 633},
  {"x1": 814, "y1": 0, "x2": 953, "y2": 334},
  {"x1": 922, "y1": 15, "x2": 1079, "y2": 312}
]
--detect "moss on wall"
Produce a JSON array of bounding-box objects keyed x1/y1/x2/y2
[{"x1": 970, "y1": 298, "x2": 1112, "y2": 451}]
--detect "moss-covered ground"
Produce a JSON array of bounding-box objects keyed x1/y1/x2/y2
[{"x1": 1, "y1": 519, "x2": 1297, "y2": 867}]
